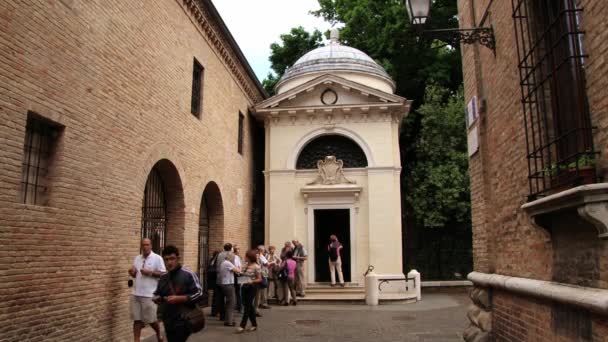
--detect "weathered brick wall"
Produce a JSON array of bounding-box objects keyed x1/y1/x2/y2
[
  {"x1": 493, "y1": 290, "x2": 608, "y2": 341},
  {"x1": 0, "y1": 1, "x2": 263, "y2": 341},
  {"x1": 459, "y1": 0, "x2": 608, "y2": 339}
]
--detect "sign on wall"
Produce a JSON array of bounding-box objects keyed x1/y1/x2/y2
[
  {"x1": 468, "y1": 126, "x2": 479, "y2": 157},
  {"x1": 465, "y1": 96, "x2": 478, "y2": 129},
  {"x1": 466, "y1": 96, "x2": 479, "y2": 157}
]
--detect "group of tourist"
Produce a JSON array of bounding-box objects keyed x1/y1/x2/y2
[
  {"x1": 127, "y1": 235, "x2": 345, "y2": 342},
  {"x1": 207, "y1": 240, "x2": 308, "y2": 322}
]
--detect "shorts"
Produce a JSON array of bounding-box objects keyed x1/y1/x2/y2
[{"x1": 130, "y1": 295, "x2": 158, "y2": 324}]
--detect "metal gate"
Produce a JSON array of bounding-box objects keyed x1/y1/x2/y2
[
  {"x1": 198, "y1": 195, "x2": 210, "y2": 291},
  {"x1": 141, "y1": 167, "x2": 166, "y2": 254}
]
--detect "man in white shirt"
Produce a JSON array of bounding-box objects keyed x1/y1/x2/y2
[
  {"x1": 128, "y1": 238, "x2": 166, "y2": 342},
  {"x1": 218, "y1": 252, "x2": 239, "y2": 326}
]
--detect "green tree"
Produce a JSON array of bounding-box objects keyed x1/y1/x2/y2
[
  {"x1": 407, "y1": 85, "x2": 470, "y2": 228},
  {"x1": 262, "y1": 26, "x2": 324, "y2": 95}
]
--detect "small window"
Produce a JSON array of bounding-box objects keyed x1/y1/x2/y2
[
  {"x1": 20, "y1": 113, "x2": 62, "y2": 205},
  {"x1": 191, "y1": 58, "x2": 204, "y2": 118},
  {"x1": 237, "y1": 112, "x2": 244, "y2": 154}
]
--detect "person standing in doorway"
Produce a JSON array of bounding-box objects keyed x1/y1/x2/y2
[
  {"x1": 292, "y1": 239, "x2": 308, "y2": 297},
  {"x1": 128, "y1": 238, "x2": 166, "y2": 342},
  {"x1": 328, "y1": 234, "x2": 345, "y2": 287},
  {"x1": 153, "y1": 245, "x2": 203, "y2": 342}
]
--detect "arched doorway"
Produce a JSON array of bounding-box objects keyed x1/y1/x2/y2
[
  {"x1": 198, "y1": 182, "x2": 224, "y2": 293},
  {"x1": 141, "y1": 160, "x2": 185, "y2": 254}
]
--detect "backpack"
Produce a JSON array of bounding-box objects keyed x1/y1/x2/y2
[{"x1": 329, "y1": 245, "x2": 339, "y2": 262}]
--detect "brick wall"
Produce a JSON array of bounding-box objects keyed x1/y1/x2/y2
[
  {"x1": 0, "y1": 0, "x2": 263, "y2": 341},
  {"x1": 459, "y1": 0, "x2": 608, "y2": 339}
]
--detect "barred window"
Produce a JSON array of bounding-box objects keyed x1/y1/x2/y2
[
  {"x1": 296, "y1": 135, "x2": 368, "y2": 169},
  {"x1": 191, "y1": 58, "x2": 204, "y2": 118},
  {"x1": 20, "y1": 113, "x2": 62, "y2": 205},
  {"x1": 237, "y1": 112, "x2": 244, "y2": 154},
  {"x1": 512, "y1": 0, "x2": 596, "y2": 200}
]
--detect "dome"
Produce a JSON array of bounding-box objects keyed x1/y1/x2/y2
[{"x1": 275, "y1": 30, "x2": 396, "y2": 94}]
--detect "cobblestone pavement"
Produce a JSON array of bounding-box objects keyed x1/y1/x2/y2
[{"x1": 145, "y1": 290, "x2": 469, "y2": 342}]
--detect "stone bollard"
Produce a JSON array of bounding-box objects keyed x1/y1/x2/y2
[
  {"x1": 365, "y1": 271, "x2": 379, "y2": 306},
  {"x1": 408, "y1": 269, "x2": 421, "y2": 301}
]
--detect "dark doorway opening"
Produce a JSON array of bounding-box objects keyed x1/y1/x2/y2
[{"x1": 314, "y1": 209, "x2": 351, "y2": 282}]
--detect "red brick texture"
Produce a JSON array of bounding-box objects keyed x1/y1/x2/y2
[
  {"x1": 0, "y1": 0, "x2": 263, "y2": 341},
  {"x1": 459, "y1": 0, "x2": 608, "y2": 340}
]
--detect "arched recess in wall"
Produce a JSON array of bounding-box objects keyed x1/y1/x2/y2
[
  {"x1": 296, "y1": 134, "x2": 369, "y2": 169},
  {"x1": 141, "y1": 159, "x2": 186, "y2": 254},
  {"x1": 198, "y1": 181, "x2": 224, "y2": 291},
  {"x1": 288, "y1": 128, "x2": 375, "y2": 169}
]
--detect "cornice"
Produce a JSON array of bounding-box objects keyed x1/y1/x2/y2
[{"x1": 179, "y1": 0, "x2": 266, "y2": 103}]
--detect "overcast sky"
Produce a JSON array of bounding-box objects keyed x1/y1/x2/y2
[{"x1": 212, "y1": 0, "x2": 333, "y2": 81}]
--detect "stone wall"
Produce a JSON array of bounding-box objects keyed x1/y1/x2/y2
[
  {"x1": 0, "y1": 1, "x2": 263, "y2": 341},
  {"x1": 458, "y1": 0, "x2": 608, "y2": 340}
]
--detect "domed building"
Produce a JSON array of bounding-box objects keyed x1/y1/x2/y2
[{"x1": 253, "y1": 30, "x2": 415, "y2": 301}]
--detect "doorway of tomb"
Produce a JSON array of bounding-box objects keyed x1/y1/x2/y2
[{"x1": 313, "y1": 209, "x2": 351, "y2": 283}]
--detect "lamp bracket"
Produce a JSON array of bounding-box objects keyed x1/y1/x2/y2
[{"x1": 422, "y1": 27, "x2": 495, "y2": 52}]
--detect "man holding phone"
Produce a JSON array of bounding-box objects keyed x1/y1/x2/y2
[{"x1": 128, "y1": 238, "x2": 166, "y2": 342}]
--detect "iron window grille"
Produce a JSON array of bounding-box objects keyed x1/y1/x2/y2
[
  {"x1": 512, "y1": 0, "x2": 596, "y2": 200},
  {"x1": 20, "y1": 113, "x2": 62, "y2": 205},
  {"x1": 191, "y1": 58, "x2": 204, "y2": 118},
  {"x1": 141, "y1": 167, "x2": 167, "y2": 254},
  {"x1": 238, "y1": 112, "x2": 244, "y2": 154}
]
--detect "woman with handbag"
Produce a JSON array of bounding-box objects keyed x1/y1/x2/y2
[
  {"x1": 236, "y1": 249, "x2": 263, "y2": 333},
  {"x1": 279, "y1": 250, "x2": 298, "y2": 306}
]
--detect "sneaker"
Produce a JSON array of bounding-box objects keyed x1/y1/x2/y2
[
  {"x1": 340, "y1": 283, "x2": 345, "y2": 288},
  {"x1": 246, "y1": 326, "x2": 257, "y2": 332},
  {"x1": 235, "y1": 327, "x2": 245, "y2": 334},
  {"x1": 330, "y1": 284, "x2": 336, "y2": 287}
]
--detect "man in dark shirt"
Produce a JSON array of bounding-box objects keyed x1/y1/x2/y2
[{"x1": 154, "y1": 245, "x2": 203, "y2": 342}]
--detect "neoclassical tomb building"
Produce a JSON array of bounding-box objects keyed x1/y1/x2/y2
[{"x1": 253, "y1": 31, "x2": 412, "y2": 296}]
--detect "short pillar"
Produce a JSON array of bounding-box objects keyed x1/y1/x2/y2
[
  {"x1": 408, "y1": 269, "x2": 421, "y2": 301},
  {"x1": 365, "y1": 271, "x2": 379, "y2": 306}
]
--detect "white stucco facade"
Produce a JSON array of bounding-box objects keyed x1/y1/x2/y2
[{"x1": 253, "y1": 35, "x2": 412, "y2": 294}]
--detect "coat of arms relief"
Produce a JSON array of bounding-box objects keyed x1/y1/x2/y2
[{"x1": 307, "y1": 156, "x2": 356, "y2": 185}]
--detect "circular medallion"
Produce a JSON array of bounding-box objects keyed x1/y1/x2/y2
[{"x1": 321, "y1": 89, "x2": 338, "y2": 105}]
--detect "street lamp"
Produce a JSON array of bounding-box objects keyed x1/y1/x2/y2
[
  {"x1": 404, "y1": 0, "x2": 496, "y2": 52},
  {"x1": 405, "y1": 0, "x2": 430, "y2": 25}
]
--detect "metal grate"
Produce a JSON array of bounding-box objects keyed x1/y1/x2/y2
[
  {"x1": 20, "y1": 115, "x2": 59, "y2": 205},
  {"x1": 296, "y1": 135, "x2": 368, "y2": 169},
  {"x1": 512, "y1": 0, "x2": 596, "y2": 200},
  {"x1": 191, "y1": 58, "x2": 204, "y2": 118},
  {"x1": 141, "y1": 167, "x2": 166, "y2": 254},
  {"x1": 198, "y1": 195, "x2": 210, "y2": 291}
]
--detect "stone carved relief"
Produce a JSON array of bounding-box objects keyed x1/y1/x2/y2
[{"x1": 307, "y1": 156, "x2": 356, "y2": 185}]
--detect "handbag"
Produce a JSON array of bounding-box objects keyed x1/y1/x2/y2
[
  {"x1": 168, "y1": 280, "x2": 206, "y2": 333},
  {"x1": 277, "y1": 266, "x2": 288, "y2": 281}
]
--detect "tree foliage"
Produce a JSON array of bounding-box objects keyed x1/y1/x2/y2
[
  {"x1": 407, "y1": 85, "x2": 470, "y2": 228},
  {"x1": 262, "y1": 26, "x2": 323, "y2": 95}
]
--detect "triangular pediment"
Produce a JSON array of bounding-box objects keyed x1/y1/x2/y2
[{"x1": 254, "y1": 74, "x2": 407, "y2": 110}]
